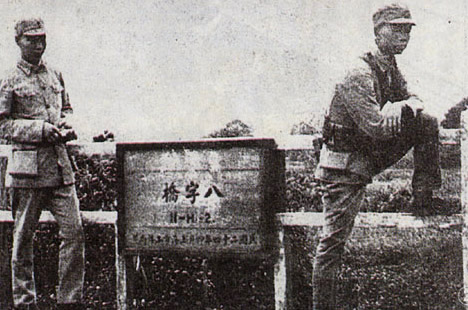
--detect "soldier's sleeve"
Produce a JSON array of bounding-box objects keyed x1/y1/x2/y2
[
  {"x1": 340, "y1": 68, "x2": 398, "y2": 140},
  {"x1": 0, "y1": 77, "x2": 44, "y2": 144},
  {"x1": 56, "y1": 71, "x2": 73, "y2": 117}
]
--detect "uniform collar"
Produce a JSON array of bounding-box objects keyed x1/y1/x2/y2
[
  {"x1": 373, "y1": 50, "x2": 396, "y2": 72},
  {"x1": 17, "y1": 58, "x2": 47, "y2": 76}
]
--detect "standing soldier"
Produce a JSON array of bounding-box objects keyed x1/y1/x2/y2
[
  {"x1": 312, "y1": 4, "x2": 441, "y2": 309},
  {"x1": 0, "y1": 18, "x2": 84, "y2": 310}
]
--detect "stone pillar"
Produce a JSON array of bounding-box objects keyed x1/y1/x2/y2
[
  {"x1": 0, "y1": 156, "x2": 11, "y2": 308},
  {"x1": 460, "y1": 110, "x2": 468, "y2": 308}
]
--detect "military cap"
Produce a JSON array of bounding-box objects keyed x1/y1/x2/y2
[
  {"x1": 373, "y1": 4, "x2": 415, "y2": 30},
  {"x1": 15, "y1": 18, "x2": 46, "y2": 37}
]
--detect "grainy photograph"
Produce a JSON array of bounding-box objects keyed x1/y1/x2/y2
[{"x1": 0, "y1": 0, "x2": 466, "y2": 309}]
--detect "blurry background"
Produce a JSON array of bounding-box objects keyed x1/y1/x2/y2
[{"x1": 0, "y1": 0, "x2": 465, "y2": 141}]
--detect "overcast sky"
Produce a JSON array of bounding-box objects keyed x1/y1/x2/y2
[{"x1": 0, "y1": 0, "x2": 466, "y2": 141}]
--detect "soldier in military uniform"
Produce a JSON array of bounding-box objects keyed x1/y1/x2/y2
[
  {"x1": 0, "y1": 18, "x2": 84, "y2": 310},
  {"x1": 312, "y1": 4, "x2": 441, "y2": 309}
]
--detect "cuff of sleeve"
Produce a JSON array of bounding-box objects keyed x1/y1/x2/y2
[{"x1": 11, "y1": 119, "x2": 45, "y2": 143}]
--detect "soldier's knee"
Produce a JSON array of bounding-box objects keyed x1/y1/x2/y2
[
  {"x1": 417, "y1": 112, "x2": 439, "y2": 135},
  {"x1": 419, "y1": 112, "x2": 438, "y2": 127}
]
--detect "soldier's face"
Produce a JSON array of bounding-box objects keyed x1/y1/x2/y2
[
  {"x1": 17, "y1": 34, "x2": 46, "y2": 63},
  {"x1": 376, "y1": 23, "x2": 412, "y2": 55}
]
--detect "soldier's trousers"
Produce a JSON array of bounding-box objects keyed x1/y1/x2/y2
[
  {"x1": 312, "y1": 181, "x2": 365, "y2": 310},
  {"x1": 373, "y1": 110, "x2": 441, "y2": 191},
  {"x1": 11, "y1": 185, "x2": 85, "y2": 307}
]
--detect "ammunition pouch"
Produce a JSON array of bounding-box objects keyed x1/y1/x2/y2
[{"x1": 322, "y1": 116, "x2": 358, "y2": 152}]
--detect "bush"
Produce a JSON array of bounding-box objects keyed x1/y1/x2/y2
[
  {"x1": 206, "y1": 120, "x2": 253, "y2": 138},
  {"x1": 93, "y1": 130, "x2": 115, "y2": 143},
  {"x1": 441, "y1": 98, "x2": 468, "y2": 129},
  {"x1": 73, "y1": 154, "x2": 118, "y2": 211},
  {"x1": 286, "y1": 170, "x2": 322, "y2": 212},
  {"x1": 285, "y1": 150, "x2": 322, "y2": 212},
  {"x1": 290, "y1": 120, "x2": 321, "y2": 135},
  {"x1": 290, "y1": 115, "x2": 323, "y2": 136}
]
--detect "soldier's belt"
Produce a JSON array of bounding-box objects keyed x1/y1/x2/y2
[{"x1": 322, "y1": 116, "x2": 357, "y2": 152}]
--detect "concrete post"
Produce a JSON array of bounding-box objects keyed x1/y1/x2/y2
[
  {"x1": 460, "y1": 110, "x2": 468, "y2": 308},
  {"x1": 274, "y1": 224, "x2": 287, "y2": 310}
]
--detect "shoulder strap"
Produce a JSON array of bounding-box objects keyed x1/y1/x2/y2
[{"x1": 362, "y1": 52, "x2": 387, "y2": 109}]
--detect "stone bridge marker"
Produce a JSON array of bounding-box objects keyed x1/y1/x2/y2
[{"x1": 116, "y1": 138, "x2": 285, "y2": 308}]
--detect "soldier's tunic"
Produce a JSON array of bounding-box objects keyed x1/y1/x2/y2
[
  {"x1": 0, "y1": 59, "x2": 84, "y2": 306},
  {"x1": 312, "y1": 51, "x2": 441, "y2": 309}
]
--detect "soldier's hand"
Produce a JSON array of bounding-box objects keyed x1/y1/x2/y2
[
  {"x1": 58, "y1": 121, "x2": 78, "y2": 141},
  {"x1": 61, "y1": 128, "x2": 78, "y2": 142},
  {"x1": 43, "y1": 122, "x2": 62, "y2": 144},
  {"x1": 381, "y1": 102, "x2": 404, "y2": 136},
  {"x1": 404, "y1": 98, "x2": 424, "y2": 117},
  {"x1": 58, "y1": 121, "x2": 73, "y2": 130}
]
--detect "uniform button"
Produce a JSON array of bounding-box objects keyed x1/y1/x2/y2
[{"x1": 45, "y1": 103, "x2": 50, "y2": 108}]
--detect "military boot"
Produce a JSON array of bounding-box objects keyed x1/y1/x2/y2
[
  {"x1": 410, "y1": 189, "x2": 434, "y2": 216},
  {"x1": 410, "y1": 189, "x2": 445, "y2": 216}
]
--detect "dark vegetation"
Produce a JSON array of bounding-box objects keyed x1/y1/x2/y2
[
  {"x1": 93, "y1": 130, "x2": 115, "y2": 143},
  {"x1": 441, "y1": 97, "x2": 468, "y2": 129},
  {"x1": 73, "y1": 153, "x2": 118, "y2": 211},
  {"x1": 289, "y1": 117, "x2": 321, "y2": 135},
  {"x1": 206, "y1": 120, "x2": 253, "y2": 138}
]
